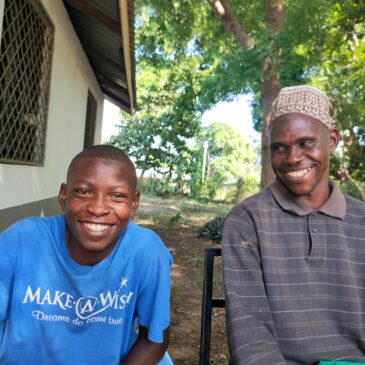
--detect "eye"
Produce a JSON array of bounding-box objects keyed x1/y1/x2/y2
[
  {"x1": 271, "y1": 144, "x2": 287, "y2": 153},
  {"x1": 299, "y1": 140, "x2": 315, "y2": 149},
  {"x1": 111, "y1": 193, "x2": 127, "y2": 201},
  {"x1": 74, "y1": 188, "x2": 91, "y2": 197}
]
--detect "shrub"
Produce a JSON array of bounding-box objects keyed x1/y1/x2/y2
[
  {"x1": 198, "y1": 216, "x2": 226, "y2": 243},
  {"x1": 144, "y1": 180, "x2": 179, "y2": 197}
]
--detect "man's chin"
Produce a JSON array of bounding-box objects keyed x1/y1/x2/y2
[{"x1": 280, "y1": 179, "x2": 312, "y2": 197}]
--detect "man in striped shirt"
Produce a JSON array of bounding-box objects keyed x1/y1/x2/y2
[{"x1": 222, "y1": 86, "x2": 365, "y2": 364}]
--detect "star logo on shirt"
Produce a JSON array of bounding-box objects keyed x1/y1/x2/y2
[{"x1": 119, "y1": 276, "x2": 128, "y2": 290}]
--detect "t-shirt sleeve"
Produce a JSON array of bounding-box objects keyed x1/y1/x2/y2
[
  {"x1": 0, "y1": 225, "x2": 17, "y2": 321},
  {"x1": 136, "y1": 238, "x2": 172, "y2": 343}
]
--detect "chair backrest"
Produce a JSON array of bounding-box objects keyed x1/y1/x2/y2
[{"x1": 199, "y1": 247, "x2": 226, "y2": 365}]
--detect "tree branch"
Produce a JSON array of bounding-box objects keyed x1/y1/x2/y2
[
  {"x1": 264, "y1": 0, "x2": 284, "y2": 33},
  {"x1": 207, "y1": 0, "x2": 254, "y2": 48}
]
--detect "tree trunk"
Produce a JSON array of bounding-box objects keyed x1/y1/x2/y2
[
  {"x1": 208, "y1": 0, "x2": 254, "y2": 48},
  {"x1": 208, "y1": 0, "x2": 284, "y2": 189},
  {"x1": 260, "y1": 74, "x2": 280, "y2": 188},
  {"x1": 260, "y1": 0, "x2": 284, "y2": 188}
]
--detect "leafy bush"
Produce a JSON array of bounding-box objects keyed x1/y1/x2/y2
[
  {"x1": 337, "y1": 180, "x2": 364, "y2": 202},
  {"x1": 144, "y1": 180, "x2": 179, "y2": 197},
  {"x1": 225, "y1": 176, "x2": 260, "y2": 204},
  {"x1": 198, "y1": 216, "x2": 226, "y2": 243}
]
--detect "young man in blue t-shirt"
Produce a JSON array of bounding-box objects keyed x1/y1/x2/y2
[{"x1": 0, "y1": 145, "x2": 173, "y2": 365}]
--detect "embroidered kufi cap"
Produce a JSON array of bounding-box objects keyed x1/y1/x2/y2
[{"x1": 270, "y1": 85, "x2": 335, "y2": 129}]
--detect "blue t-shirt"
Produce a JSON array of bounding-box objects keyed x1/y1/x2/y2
[{"x1": 0, "y1": 216, "x2": 173, "y2": 364}]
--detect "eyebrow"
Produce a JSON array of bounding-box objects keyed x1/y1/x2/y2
[{"x1": 271, "y1": 136, "x2": 317, "y2": 145}]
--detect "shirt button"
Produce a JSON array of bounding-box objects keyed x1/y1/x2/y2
[{"x1": 313, "y1": 228, "x2": 317, "y2": 233}]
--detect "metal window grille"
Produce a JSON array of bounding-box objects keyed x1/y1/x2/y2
[
  {"x1": 0, "y1": 0, "x2": 54, "y2": 165},
  {"x1": 83, "y1": 91, "x2": 97, "y2": 149}
]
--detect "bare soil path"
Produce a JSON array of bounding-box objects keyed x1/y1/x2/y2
[{"x1": 134, "y1": 194, "x2": 230, "y2": 365}]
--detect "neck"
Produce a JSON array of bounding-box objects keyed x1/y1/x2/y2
[{"x1": 297, "y1": 181, "x2": 331, "y2": 209}]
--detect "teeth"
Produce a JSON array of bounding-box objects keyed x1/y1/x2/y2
[
  {"x1": 83, "y1": 222, "x2": 109, "y2": 232},
  {"x1": 286, "y1": 167, "x2": 311, "y2": 178}
]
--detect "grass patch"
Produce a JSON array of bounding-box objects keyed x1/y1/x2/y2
[{"x1": 137, "y1": 193, "x2": 231, "y2": 227}]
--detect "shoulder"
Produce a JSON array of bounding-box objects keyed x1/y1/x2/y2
[
  {"x1": 344, "y1": 194, "x2": 365, "y2": 217},
  {"x1": 124, "y1": 222, "x2": 172, "y2": 261},
  {"x1": 0, "y1": 216, "x2": 63, "y2": 243},
  {"x1": 223, "y1": 188, "x2": 277, "y2": 240},
  {"x1": 125, "y1": 222, "x2": 163, "y2": 245},
  {"x1": 2, "y1": 216, "x2": 49, "y2": 235},
  {"x1": 0, "y1": 216, "x2": 63, "y2": 263}
]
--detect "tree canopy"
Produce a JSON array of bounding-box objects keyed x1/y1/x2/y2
[
  {"x1": 190, "y1": 122, "x2": 259, "y2": 200},
  {"x1": 111, "y1": 0, "x2": 365, "y2": 198}
]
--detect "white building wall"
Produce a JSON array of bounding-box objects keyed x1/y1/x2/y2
[{"x1": 0, "y1": 0, "x2": 104, "y2": 210}]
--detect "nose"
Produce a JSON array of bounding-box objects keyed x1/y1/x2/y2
[
  {"x1": 86, "y1": 195, "x2": 109, "y2": 216},
  {"x1": 286, "y1": 145, "x2": 302, "y2": 165}
]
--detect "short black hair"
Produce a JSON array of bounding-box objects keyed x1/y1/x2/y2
[{"x1": 67, "y1": 145, "x2": 137, "y2": 190}]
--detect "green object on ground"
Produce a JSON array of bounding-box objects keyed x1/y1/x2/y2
[{"x1": 318, "y1": 361, "x2": 365, "y2": 365}]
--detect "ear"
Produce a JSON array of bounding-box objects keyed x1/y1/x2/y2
[
  {"x1": 131, "y1": 190, "x2": 140, "y2": 215},
  {"x1": 329, "y1": 128, "x2": 340, "y2": 153},
  {"x1": 58, "y1": 183, "x2": 68, "y2": 211}
]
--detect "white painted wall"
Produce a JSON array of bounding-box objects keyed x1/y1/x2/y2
[{"x1": 0, "y1": 0, "x2": 104, "y2": 209}]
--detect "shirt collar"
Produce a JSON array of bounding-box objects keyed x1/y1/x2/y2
[{"x1": 269, "y1": 179, "x2": 346, "y2": 219}]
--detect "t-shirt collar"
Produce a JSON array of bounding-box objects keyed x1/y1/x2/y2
[{"x1": 269, "y1": 179, "x2": 346, "y2": 219}]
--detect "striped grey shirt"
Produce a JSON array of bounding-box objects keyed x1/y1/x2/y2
[{"x1": 222, "y1": 179, "x2": 365, "y2": 365}]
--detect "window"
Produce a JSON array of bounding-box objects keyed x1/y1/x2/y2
[
  {"x1": 83, "y1": 91, "x2": 97, "y2": 149},
  {"x1": 0, "y1": 0, "x2": 54, "y2": 165}
]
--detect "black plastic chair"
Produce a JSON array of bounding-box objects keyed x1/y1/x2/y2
[{"x1": 199, "y1": 247, "x2": 226, "y2": 365}]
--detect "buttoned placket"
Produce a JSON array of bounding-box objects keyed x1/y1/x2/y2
[{"x1": 307, "y1": 212, "x2": 322, "y2": 258}]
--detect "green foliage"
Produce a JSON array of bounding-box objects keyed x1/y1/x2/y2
[
  {"x1": 169, "y1": 213, "x2": 182, "y2": 223},
  {"x1": 109, "y1": 2, "x2": 206, "y2": 184},
  {"x1": 225, "y1": 175, "x2": 260, "y2": 204},
  {"x1": 338, "y1": 180, "x2": 364, "y2": 202},
  {"x1": 179, "y1": 199, "x2": 230, "y2": 217},
  {"x1": 115, "y1": 0, "x2": 365, "y2": 195},
  {"x1": 109, "y1": 65, "x2": 201, "y2": 181},
  {"x1": 304, "y1": 2, "x2": 365, "y2": 195},
  {"x1": 189, "y1": 122, "x2": 260, "y2": 200},
  {"x1": 307, "y1": 2, "x2": 365, "y2": 129},
  {"x1": 144, "y1": 179, "x2": 179, "y2": 197},
  {"x1": 330, "y1": 150, "x2": 365, "y2": 201}
]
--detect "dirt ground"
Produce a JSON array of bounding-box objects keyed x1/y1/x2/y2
[{"x1": 134, "y1": 194, "x2": 230, "y2": 365}]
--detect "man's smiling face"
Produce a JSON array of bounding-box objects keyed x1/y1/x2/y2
[
  {"x1": 269, "y1": 113, "x2": 339, "y2": 206},
  {"x1": 58, "y1": 157, "x2": 139, "y2": 266}
]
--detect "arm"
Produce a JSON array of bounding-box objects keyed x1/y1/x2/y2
[
  {"x1": 121, "y1": 233, "x2": 172, "y2": 365},
  {"x1": 222, "y1": 209, "x2": 287, "y2": 365},
  {"x1": 120, "y1": 326, "x2": 169, "y2": 365}
]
